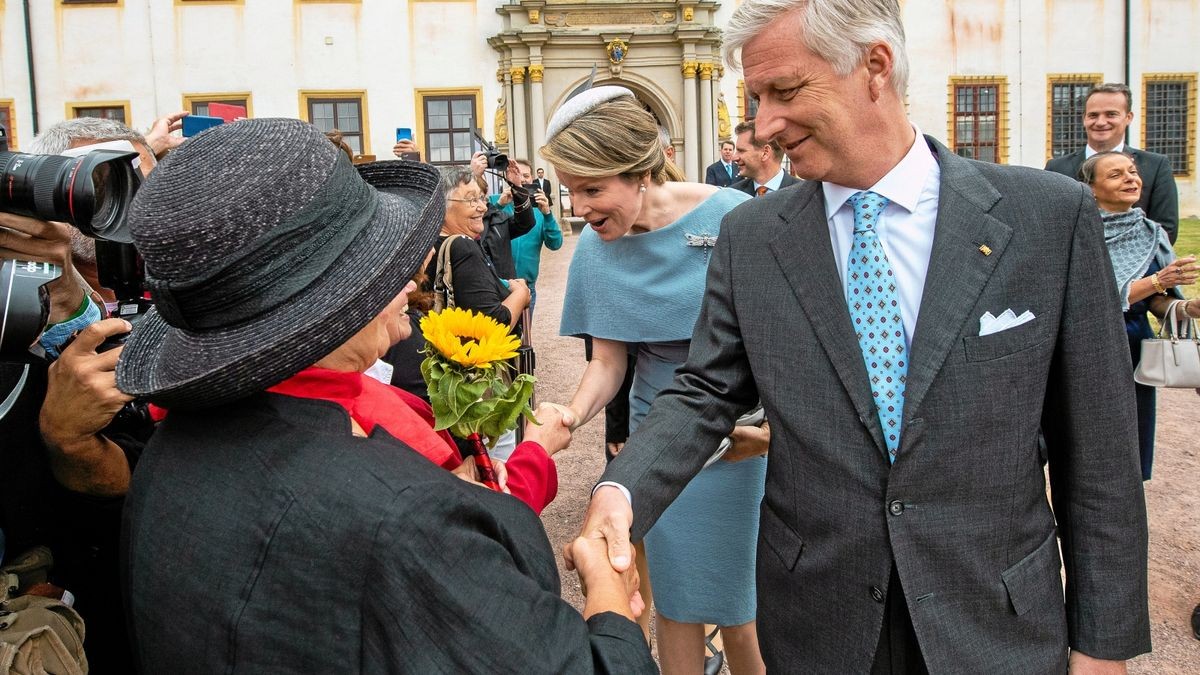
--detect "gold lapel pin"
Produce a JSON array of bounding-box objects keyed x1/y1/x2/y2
[{"x1": 978, "y1": 244, "x2": 992, "y2": 256}]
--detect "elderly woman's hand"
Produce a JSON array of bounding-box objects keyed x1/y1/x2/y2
[
  {"x1": 453, "y1": 456, "x2": 510, "y2": 494},
  {"x1": 1161, "y1": 256, "x2": 1198, "y2": 290},
  {"x1": 524, "y1": 403, "x2": 574, "y2": 456}
]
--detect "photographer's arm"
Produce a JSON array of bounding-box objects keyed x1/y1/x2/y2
[{"x1": 40, "y1": 319, "x2": 136, "y2": 497}]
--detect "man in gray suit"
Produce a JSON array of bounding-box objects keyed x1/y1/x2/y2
[
  {"x1": 568, "y1": 1, "x2": 1150, "y2": 672},
  {"x1": 1045, "y1": 83, "x2": 1179, "y2": 243}
]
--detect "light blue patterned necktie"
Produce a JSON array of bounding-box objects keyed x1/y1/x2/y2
[{"x1": 845, "y1": 191, "x2": 907, "y2": 462}]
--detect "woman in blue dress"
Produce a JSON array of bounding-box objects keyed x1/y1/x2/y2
[
  {"x1": 542, "y1": 86, "x2": 769, "y2": 675},
  {"x1": 1081, "y1": 150, "x2": 1199, "y2": 480}
]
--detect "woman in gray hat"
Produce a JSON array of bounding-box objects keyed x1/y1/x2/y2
[{"x1": 115, "y1": 118, "x2": 654, "y2": 674}]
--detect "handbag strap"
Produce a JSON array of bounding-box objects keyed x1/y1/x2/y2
[
  {"x1": 1158, "y1": 300, "x2": 1197, "y2": 340},
  {"x1": 433, "y1": 235, "x2": 466, "y2": 311}
]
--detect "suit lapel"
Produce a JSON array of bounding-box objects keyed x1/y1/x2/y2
[
  {"x1": 767, "y1": 183, "x2": 888, "y2": 455},
  {"x1": 902, "y1": 140, "x2": 1013, "y2": 424}
]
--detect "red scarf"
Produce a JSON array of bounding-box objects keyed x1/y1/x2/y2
[{"x1": 267, "y1": 366, "x2": 460, "y2": 469}]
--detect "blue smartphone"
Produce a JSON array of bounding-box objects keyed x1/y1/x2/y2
[
  {"x1": 182, "y1": 115, "x2": 224, "y2": 137},
  {"x1": 396, "y1": 127, "x2": 413, "y2": 142}
]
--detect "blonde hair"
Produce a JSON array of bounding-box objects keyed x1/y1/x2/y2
[{"x1": 540, "y1": 97, "x2": 686, "y2": 184}]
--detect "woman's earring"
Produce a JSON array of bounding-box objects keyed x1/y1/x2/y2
[{"x1": 639, "y1": 184, "x2": 646, "y2": 193}]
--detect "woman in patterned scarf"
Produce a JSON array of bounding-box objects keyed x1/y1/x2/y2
[{"x1": 1081, "y1": 151, "x2": 1199, "y2": 480}]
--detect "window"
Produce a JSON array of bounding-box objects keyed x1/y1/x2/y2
[
  {"x1": 0, "y1": 100, "x2": 15, "y2": 150},
  {"x1": 300, "y1": 91, "x2": 368, "y2": 154},
  {"x1": 415, "y1": 88, "x2": 482, "y2": 166},
  {"x1": 1142, "y1": 74, "x2": 1196, "y2": 177},
  {"x1": 948, "y1": 77, "x2": 1007, "y2": 163},
  {"x1": 62, "y1": 1, "x2": 120, "y2": 5},
  {"x1": 738, "y1": 81, "x2": 759, "y2": 121},
  {"x1": 68, "y1": 101, "x2": 130, "y2": 124},
  {"x1": 1047, "y1": 74, "x2": 1101, "y2": 160},
  {"x1": 182, "y1": 93, "x2": 252, "y2": 118}
]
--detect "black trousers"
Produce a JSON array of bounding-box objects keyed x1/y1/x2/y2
[{"x1": 870, "y1": 566, "x2": 929, "y2": 675}]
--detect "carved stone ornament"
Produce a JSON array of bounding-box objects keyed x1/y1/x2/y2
[
  {"x1": 496, "y1": 68, "x2": 506, "y2": 83},
  {"x1": 683, "y1": 6, "x2": 695, "y2": 22},
  {"x1": 717, "y1": 92, "x2": 731, "y2": 139},
  {"x1": 510, "y1": 66, "x2": 526, "y2": 85},
  {"x1": 529, "y1": 9, "x2": 540, "y2": 23},
  {"x1": 528, "y1": 64, "x2": 544, "y2": 83},
  {"x1": 494, "y1": 97, "x2": 508, "y2": 144},
  {"x1": 681, "y1": 60, "x2": 698, "y2": 79},
  {"x1": 606, "y1": 38, "x2": 629, "y2": 65},
  {"x1": 699, "y1": 62, "x2": 714, "y2": 80}
]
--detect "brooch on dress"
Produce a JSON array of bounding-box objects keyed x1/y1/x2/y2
[{"x1": 685, "y1": 232, "x2": 717, "y2": 260}]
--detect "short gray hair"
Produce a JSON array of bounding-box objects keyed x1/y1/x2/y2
[
  {"x1": 438, "y1": 166, "x2": 477, "y2": 201},
  {"x1": 28, "y1": 117, "x2": 149, "y2": 155},
  {"x1": 657, "y1": 126, "x2": 672, "y2": 151},
  {"x1": 723, "y1": 0, "x2": 909, "y2": 97},
  {"x1": 1079, "y1": 150, "x2": 1134, "y2": 186}
]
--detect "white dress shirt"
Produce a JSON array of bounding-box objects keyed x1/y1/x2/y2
[
  {"x1": 822, "y1": 125, "x2": 941, "y2": 347},
  {"x1": 1085, "y1": 141, "x2": 1125, "y2": 158},
  {"x1": 754, "y1": 168, "x2": 787, "y2": 193}
]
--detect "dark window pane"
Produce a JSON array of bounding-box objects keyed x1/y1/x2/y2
[
  {"x1": 1050, "y1": 81, "x2": 1093, "y2": 158},
  {"x1": 1144, "y1": 80, "x2": 1191, "y2": 174},
  {"x1": 73, "y1": 106, "x2": 125, "y2": 123},
  {"x1": 422, "y1": 95, "x2": 477, "y2": 165},
  {"x1": 953, "y1": 83, "x2": 1002, "y2": 164}
]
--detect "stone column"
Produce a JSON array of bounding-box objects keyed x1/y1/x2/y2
[
  {"x1": 528, "y1": 64, "x2": 546, "y2": 165},
  {"x1": 699, "y1": 61, "x2": 715, "y2": 175},
  {"x1": 681, "y1": 60, "x2": 699, "y2": 181},
  {"x1": 510, "y1": 66, "x2": 528, "y2": 163}
]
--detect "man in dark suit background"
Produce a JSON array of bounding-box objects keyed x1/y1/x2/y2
[
  {"x1": 730, "y1": 119, "x2": 799, "y2": 196},
  {"x1": 534, "y1": 167, "x2": 554, "y2": 207},
  {"x1": 704, "y1": 140, "x2": 739, "y2": 186},
  {"x1": 568, "y1": 1, "x2": 1150, "y2": 672},
  {"x1": 1046, "y1": 82, "x2": 1179, "y2": 242}
]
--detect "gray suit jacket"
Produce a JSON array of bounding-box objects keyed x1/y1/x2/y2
[
  {"x1": 1045, "y1": 145, "x2": 1178, "y2": 242},
  {"x1": 603, "y1": 137, "x2": 1150, "y2": 672}
]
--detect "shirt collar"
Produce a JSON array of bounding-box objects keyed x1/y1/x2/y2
[
  {"x1": 1085, "y1": 141, "x2": 1125, "y2": 158},
  {"x1": 822, "y1": 124, "x2": 936, "y2": 220},
  {"x1": 755, "y1": 168, "x2": 787, "y2": 192}
]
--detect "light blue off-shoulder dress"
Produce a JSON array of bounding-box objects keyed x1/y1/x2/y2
[{"x1": 561, "y1": 188, "x2": 767, "y2": 625}]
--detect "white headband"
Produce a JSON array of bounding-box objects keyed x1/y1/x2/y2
[{"x1": 545, "y1": 86, "x2": 635, "y2": 142}]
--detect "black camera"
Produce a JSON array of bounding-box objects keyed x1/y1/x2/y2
[
  {"x1": 471, "y1": 129, "x2": 508, "y2": 173},
  {"x1": 0, "y1": 125, "x2": 148, "y2": 358},
  {"x1": 0, "y1": 125, "x2": 141, "y2": 243}
]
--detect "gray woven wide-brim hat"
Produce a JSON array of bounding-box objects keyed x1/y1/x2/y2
[{"x1": 116, "y1": 118, "x2": 444, "y2": 409}]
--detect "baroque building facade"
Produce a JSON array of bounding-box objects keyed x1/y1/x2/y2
[{"x1": 1, "y1": 1, "x2": 1197, "y2": 212}]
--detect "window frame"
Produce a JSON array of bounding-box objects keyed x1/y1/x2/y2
[
  {"x1": 0, "y1": 99, "x2": 16, "y2": 150},
  {"x1": 182, "y1": 92, "x2": 253, "y2": 118},
  {"x1": 947, "y1": 76, "x2": 1009, "y2": 164},
  {"x1": 61, "y1": 1, "x2": 122, "y2": 6},
  {"x1": 1141, "y1": 73, "x2": 1197, "y2": 178},
  {"x1": 414, "y1": 87, "x2": 483, "y2": 167},
  {"x1": 299, "y1": 90, "x2": 370, "y2": 158},
  {"x1": 66, "y1": 100, "x2": 132, "y2": 125},
  {"x1": 1045, "y1": 73, "x2": 1102, "y2": 162}
]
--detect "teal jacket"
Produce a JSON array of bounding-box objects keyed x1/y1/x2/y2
[{"x1": 491, "y1": 195, "x2": 563, "y2": 287}]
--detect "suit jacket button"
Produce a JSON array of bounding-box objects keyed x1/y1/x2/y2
[
  {"x1": 888, "y1": 500, "x2": 904, "y2": 516},
  {"x1": 871, "y1": 586, "x2": 885, "y2": 603}
]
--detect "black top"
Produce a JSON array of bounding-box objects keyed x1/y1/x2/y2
[
  {"x1": 481, "y1": 192, "x2": 535, "y2": 279},
  {"x1": 425, "y1": 234, "x2": 515, "y2": 328},
  {"x1": 124, "y1": 394, "x2": 656, "y2": 674}
]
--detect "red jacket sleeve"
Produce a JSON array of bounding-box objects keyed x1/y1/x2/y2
[{"x1": 502, "y1": 442, "x2": 559, "y2": 515}]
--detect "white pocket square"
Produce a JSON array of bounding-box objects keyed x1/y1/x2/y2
[{"x1": 979, "y1": 309, "x2": 1035, "y2": 336}]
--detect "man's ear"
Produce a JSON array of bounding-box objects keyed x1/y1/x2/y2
[{"x1": 864, "y1": 42, "x2": 895, "y2": 101}]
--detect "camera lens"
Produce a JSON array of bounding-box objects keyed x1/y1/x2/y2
[{"x1": 0, "y1": 148, "x2": 140, "y2": 242}]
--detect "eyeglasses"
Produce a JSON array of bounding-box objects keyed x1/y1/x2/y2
[{"x1": 447, "y1": 195, "x2": 487, "y2": 205}]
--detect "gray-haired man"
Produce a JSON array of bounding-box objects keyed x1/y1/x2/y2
[{"x1": 571, "y1": 1, "x2": 1149, "y2": 672}]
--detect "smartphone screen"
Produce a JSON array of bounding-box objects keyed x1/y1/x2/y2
[{"x1": 396, "y1": 127, "x2": 413, "y2": 142}]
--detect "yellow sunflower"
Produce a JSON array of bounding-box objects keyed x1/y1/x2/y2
[{"x1": 420, "y1": 307, "x2": 521, "y2": 368}]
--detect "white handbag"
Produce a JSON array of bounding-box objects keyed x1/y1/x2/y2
[{"x1": 1133, "y1": 300, "x2": 1200, "y2": 388}]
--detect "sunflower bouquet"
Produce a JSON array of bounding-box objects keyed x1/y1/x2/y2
[{"x1": 419, "y1": 308, "x2": 537, "y2": 487}]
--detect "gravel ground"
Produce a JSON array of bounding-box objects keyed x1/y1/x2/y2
[{"x1": 530, "y1": 232, "x2": 1199, "y2": 671}]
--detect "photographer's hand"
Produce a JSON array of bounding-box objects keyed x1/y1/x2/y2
[
  {"x1": 40, "y1": 318, "x2": 135, "y2": 497},
  {"x1": 392, "y1": 139, "x2": 421, "y2": 159},
  {"x1": 145, "y1": 110, "x2": 189, "y2": 159},
  {"x1": 470, "y1": 151, "x2": 488, "y2": 179},
  {"x1": 0, "y1": 212, "x2": 93, "y2": 324}
]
